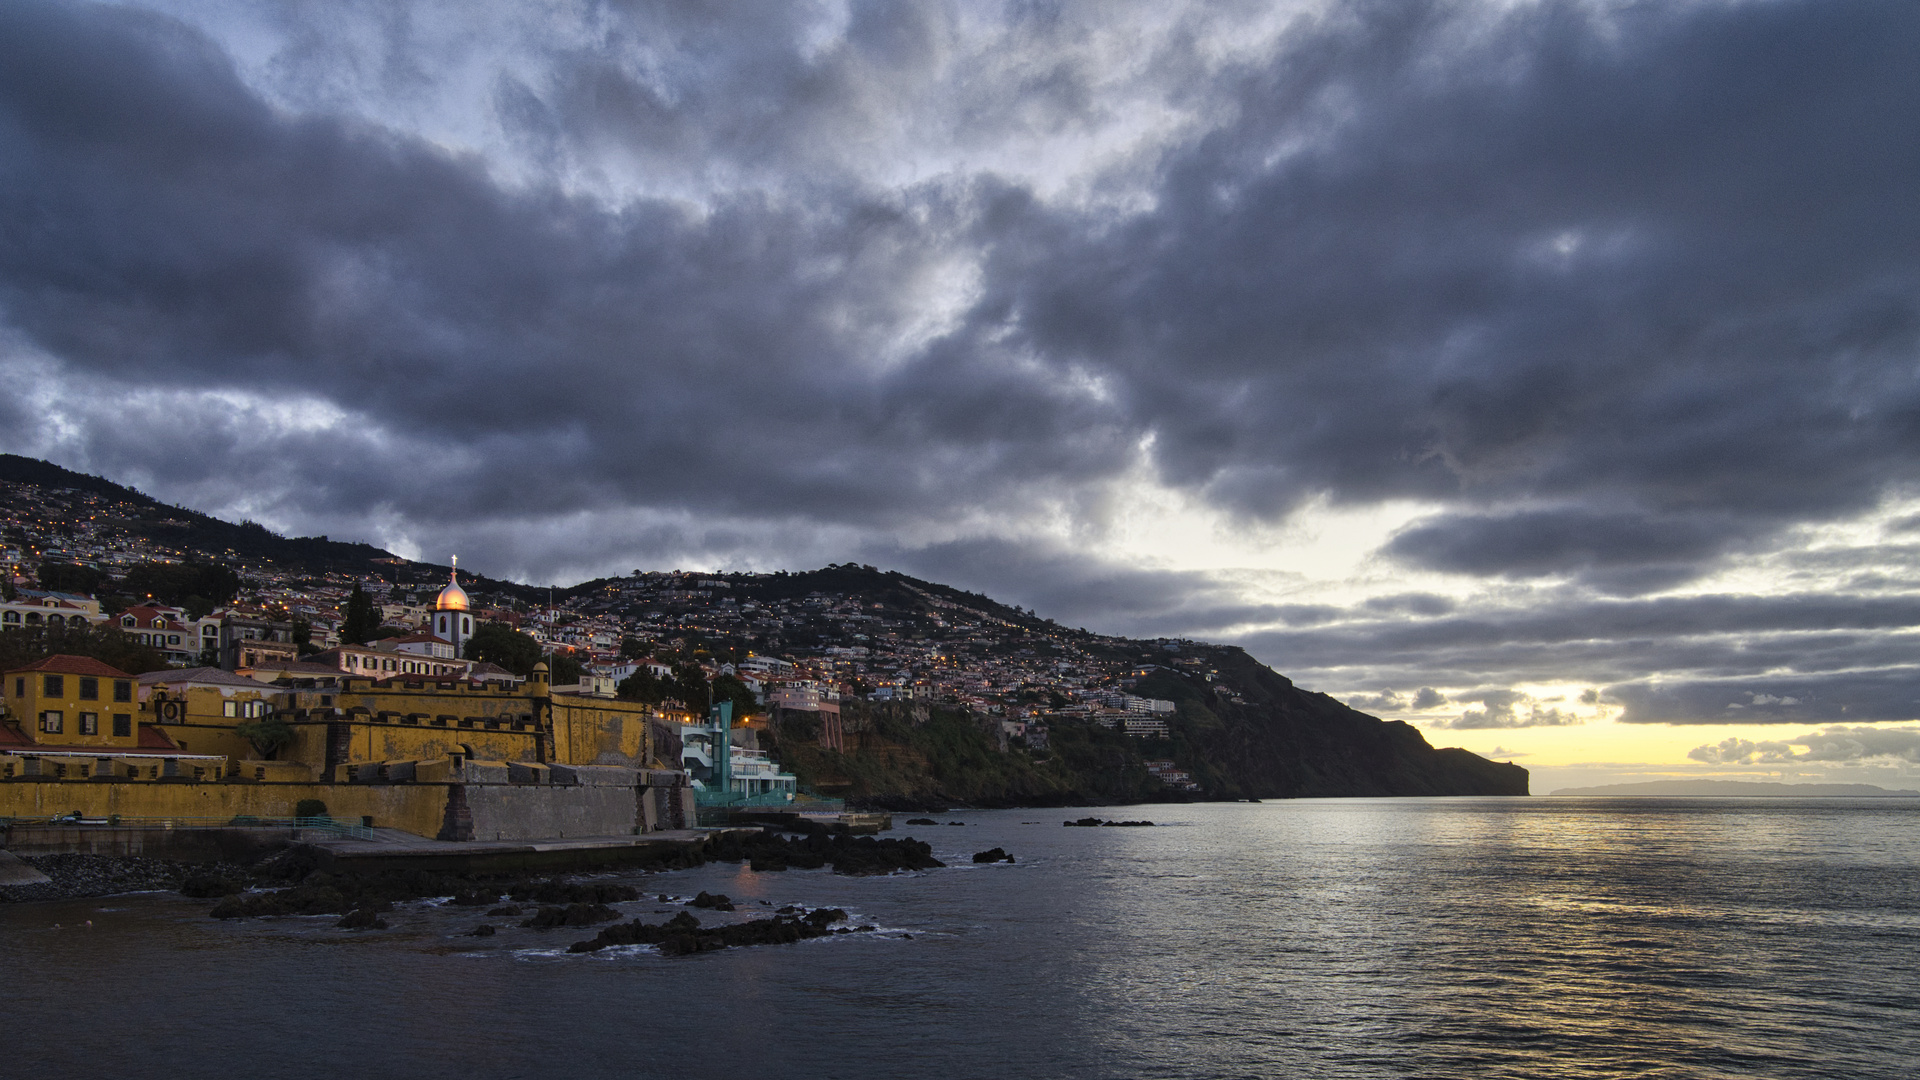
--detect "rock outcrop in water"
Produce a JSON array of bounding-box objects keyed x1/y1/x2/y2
[
  {"x1": 702, "y1": 829, "x2": 945, "y2": 875},
  {"x1": 567, "y1": 907, "x2": 869, "y2": 956}
]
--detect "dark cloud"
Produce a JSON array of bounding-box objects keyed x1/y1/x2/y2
[
  {"x1": 1381, "y1": 508, "x2": 1745, "y2": 592},
  {"x1": 1437, "y1": 688, "x2": 1583, "y2": 730},
  {"x1": 1688, "y1": 727, "x2": 1920, "y2": 764},
  {"x1": 1345, "y1": 689, "x2": 1404, "y2": 712},
  {"x1": 993, "y1": 0, "x2": 1920, "y2": 586},
  {"x1": 1610, "y1": 670, "x2": 1920, "y2": 725},
  {"x1": 2, "y1": 0, "x2": 1920, "y2": 720}
]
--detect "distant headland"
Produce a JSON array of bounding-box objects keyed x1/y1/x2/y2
[{"x1": 1551, "y1": 780, "x2": 1920, "y2": 797}]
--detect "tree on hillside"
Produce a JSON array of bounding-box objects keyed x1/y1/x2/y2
[
  {"x1": 711, "y1": 673, "x2": 760, "y2": 720},
  {"x1": 549, "y1": 650, "x2": 584, "y2": 685},
  {"x1": 0, "y1": 623, "x2": 167, "y2": 675},
  {"x1": 119, "y1": 561, "x2": 240, "y2": 612},
  {"x1": 464, "y1": 622, "x2": 542, "y2": 676},
  {"x1": 617, "y1": 669, "x2": 669, "y2": 704},
  {"x1": 37, "y1": 562, "x2": 106, "y2": 596},
  {"x1": 670, "y1": 662, "x2": 710, "y2": 713},
  {"x1": 340, "y1": 583, "x2": 379, "y2": 645}
]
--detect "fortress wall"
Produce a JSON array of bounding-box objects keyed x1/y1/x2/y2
[
  {"x1": 458, "y1": 780, "x2": 640, "y2": 841},
  {"x1": 1, "y1": 771, "x2": 674, "y2": 846},
  {"x1": 0, "y1": 779, "x2": 448, "y2": 841}
]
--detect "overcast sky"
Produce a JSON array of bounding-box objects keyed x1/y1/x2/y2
[{"x1": 4, "y1": 0, "x2": 1919, "y2": 790}]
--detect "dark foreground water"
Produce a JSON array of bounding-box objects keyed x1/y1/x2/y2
[{"x1": 4, "y1": 798, "x2": 1917, "y2": 1079}]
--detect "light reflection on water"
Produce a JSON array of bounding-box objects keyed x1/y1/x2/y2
[{"x1": 2, "y1": 798, "x2": 1915, "y2": 1079}]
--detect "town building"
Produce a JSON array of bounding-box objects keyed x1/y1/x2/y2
[{"x1": 0, "y1": 590, "x2": 99, "y2": 631}]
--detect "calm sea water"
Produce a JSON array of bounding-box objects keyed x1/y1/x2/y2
[{"x1": 3, "y1": 798, "x2": 1916, "y2": 1079}]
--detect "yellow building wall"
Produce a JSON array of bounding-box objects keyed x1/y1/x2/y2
[
  {"x1": 146, "y1": 684, "x2": 289, "y2": 762},
  {"x1": 3, "y1": 670, "x2": 140, "y2": 749}
]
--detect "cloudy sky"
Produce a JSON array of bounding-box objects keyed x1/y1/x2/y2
[{"x1": 5, "y1": 0, "x2": 1920, "y2": 791}]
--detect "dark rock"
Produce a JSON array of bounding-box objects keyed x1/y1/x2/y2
[
  {"x1": 486, "y1": 905, "x2": 522, "y2": 917},
  {"x1": 212, "y1": 884, "x2": 349, "y2": 918},
  {"x1": 508, "y1": 879, "x2": 640, "y2": 905},
  {"x1": 946, "y1": 822, "x2": 966, "y2": 826},
  {"x1": 971, "y1": 848, "x2": 1015, "y2": 863},
  {"x1": 904, "y1": 818, "x2": 937, "y2": 825},
  {"x1": 521, "y1": 903, "x2": 621, "y2": 928},
  {"x1": 448, "y1": 887, "x2": 499, "y2": 906},
  {"x1": 1064, "y1": 817, "x2": 1104, "y2": 827},
  {"x1": 688, "y1": 891, "x2": 735, "y2": 911},
  {"x1": 569, "y1": 907, "x2": 861, "y2": 955},
  {"x1": 180, "y1": 874, "x2": 245, "y2": 898},
  {"x1": 703, "y1": 831, "x2": 944, "y2": 876},
  {"x1": 469, "y1": 924, "x2": 496, "y2": 937},
  {"x1": 336, "y1": 907, "x2": 389, "y2": 930}
]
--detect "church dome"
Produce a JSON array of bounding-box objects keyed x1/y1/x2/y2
[{"x1": 436, "y1": 562, "x2": 470, "y2": 612}]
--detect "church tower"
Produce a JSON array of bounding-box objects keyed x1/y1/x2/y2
[{"x1": 432, "y1": 556, "x2": 473, "y2": 659}]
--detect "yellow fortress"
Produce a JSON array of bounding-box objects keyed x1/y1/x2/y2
[{"x1": 0, "y1": 565, "x2": 692, "y2": 840}]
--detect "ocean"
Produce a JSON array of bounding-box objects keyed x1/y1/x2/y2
[{"x1": 3, "y1": 797, "x2": 1916, "y2": 1079}]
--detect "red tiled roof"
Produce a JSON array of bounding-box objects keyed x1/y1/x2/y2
[
  {"x1": 0, "y1": 723, "x2": 32, "y2": 747},
  {"x1": 137, "y1": 724, "x2": 179, "y2": 750},
  {"x1": 9, "y1": 654, "x2": 135, "y2": 679}
]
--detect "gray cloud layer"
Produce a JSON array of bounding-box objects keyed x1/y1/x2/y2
[{"x1": 4, "y1": 1, "x2": 1920, "y2": 722}]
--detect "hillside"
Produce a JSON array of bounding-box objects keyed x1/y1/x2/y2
[
  {"x1": 755, "y1": 642, "x2": 1526, "y2": 808},
  {"x1": 0, "y1": 454, "x2": 542, "y2": 600},
  {"x1": 0, "y1": 454, "x2": 1526, "y2": 802}
]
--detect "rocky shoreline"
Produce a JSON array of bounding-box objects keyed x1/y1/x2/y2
[
  {"x1": 3, "y1": 827, "x2": 971, "y2": 909},
  {"x1": 0, "y1": 852, "x2": 251, "y2": 904}
]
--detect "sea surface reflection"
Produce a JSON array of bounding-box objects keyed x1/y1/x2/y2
[{"x1": 3, "y1": 798, "x2": 1915, "y2": 1079}]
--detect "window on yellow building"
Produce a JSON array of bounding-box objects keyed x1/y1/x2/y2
[
  {"x1": 112, "y1": 714, "x2": 131, "y2": 738},
  {"x1": 41, "y1": 710, "x2": 62, "y2": 734},
  {"x1": 114, "y1": 680, "x2": 131, "y2": 702},
  {"x1": 79, "y1": 676, "x2": 98, "y2": 700},
  {"x1": 223, "y1": 701, "x2": 237, "y2": 718},
  {"x1": 79, "y1": 712, "x2": 97, "y2": 735},
  {"x1": 13, "y1": 677, "x2": 22, "y2": 698},
  {"x1": 43, "y1": 675, "x2": 63, "y2": 697}
]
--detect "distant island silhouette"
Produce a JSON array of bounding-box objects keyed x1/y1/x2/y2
[{"x1": 1551, "y1": 780, "x2": 1920, "y2": 797}]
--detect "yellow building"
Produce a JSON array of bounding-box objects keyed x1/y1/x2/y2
[
  {"x1": 3, "y1": 654, "x2": 140, "y2": 749},
  {"x1": 139, "y1": 666, "x2": 286, "y2": 767}
]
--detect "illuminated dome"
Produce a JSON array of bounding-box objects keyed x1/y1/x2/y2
[{"x1": 436, "y1": 559, "x2": 471, "y2": 612}]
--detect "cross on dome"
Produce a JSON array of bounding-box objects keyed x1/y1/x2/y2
[{"x1": 436, "y1": 555, "x2": 471, "y2": 612}]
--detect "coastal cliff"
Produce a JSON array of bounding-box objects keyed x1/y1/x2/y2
[{"x1": 766, "y1": 645, "x2": 1527, "y2": 807}]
